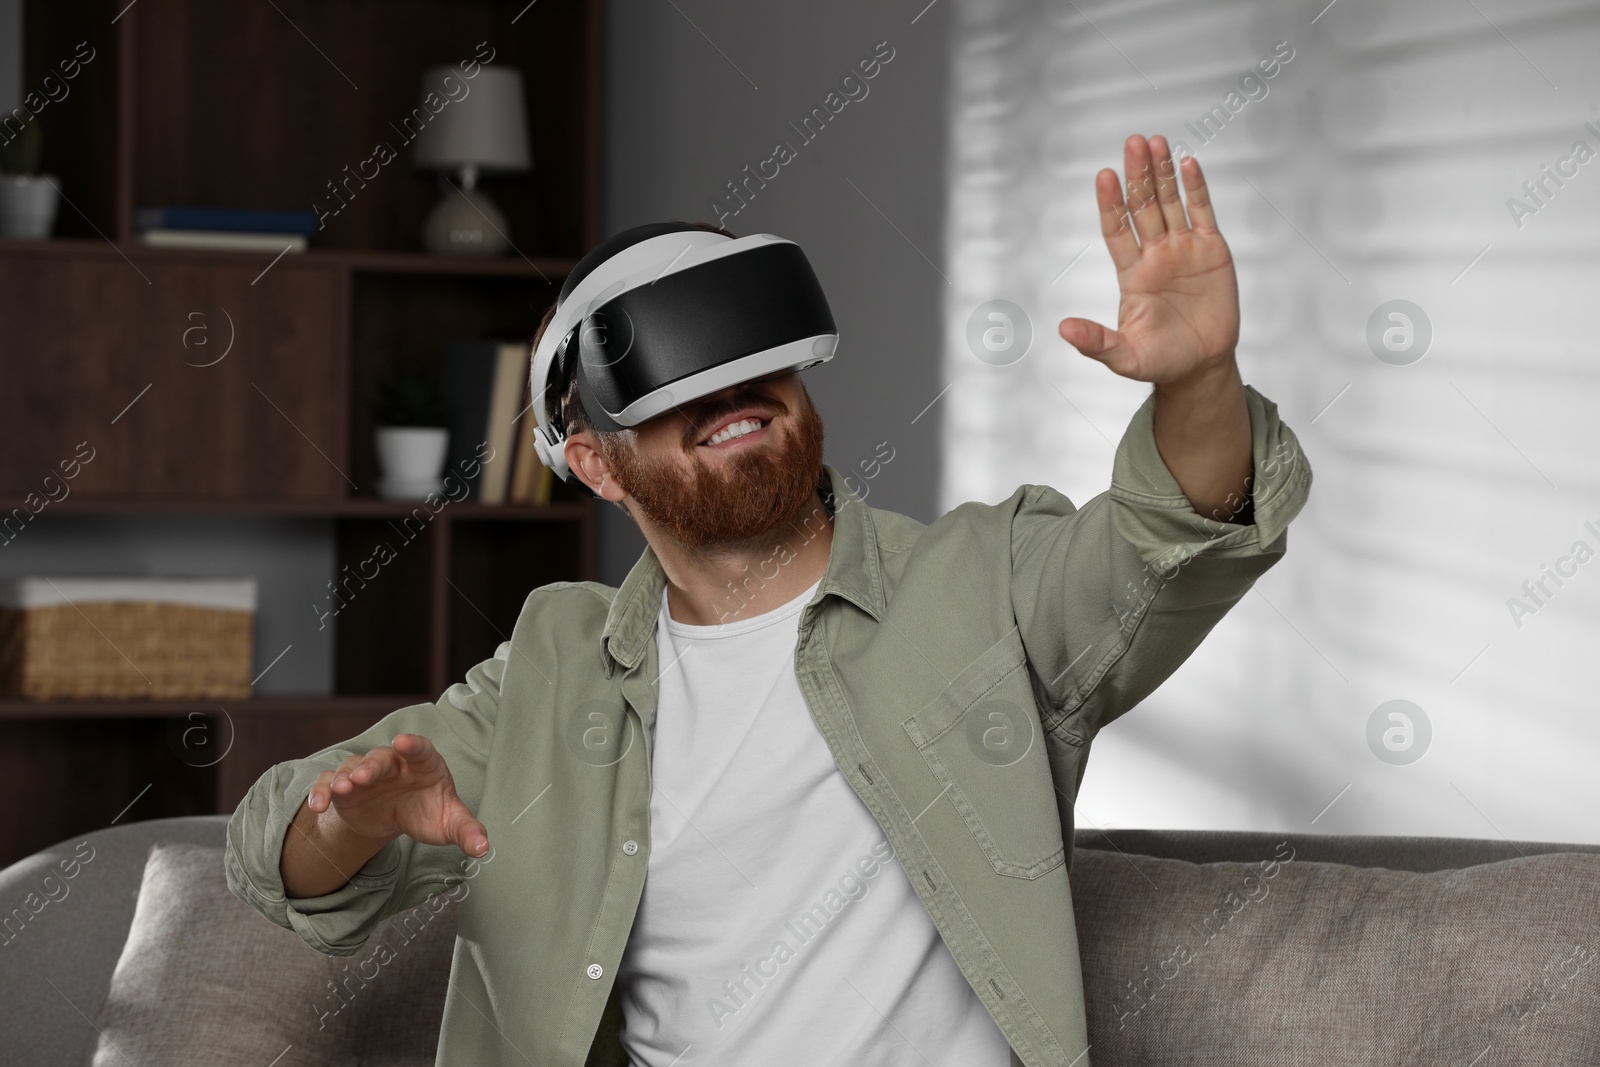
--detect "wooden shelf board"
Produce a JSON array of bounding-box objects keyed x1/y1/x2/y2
[
  {"x1": 0, "y1": 496, "x2": 586, "y2": 520},
  {"x1": 0, "y1": 694, "x2": 433, "y2": 720},
  {"x1": 337, "y1": 248, "x2": 579, "y2": 279},
  {"x1": 0, "y1": 236, "x2": 578, "y2": 279}
]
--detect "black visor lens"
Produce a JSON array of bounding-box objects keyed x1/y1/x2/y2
[{"x1": 576, "y1": 242, "x2": 834, "y2": 429}]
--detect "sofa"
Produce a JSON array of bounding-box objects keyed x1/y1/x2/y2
[{"x1": 3, "y1": 815, "x2": 1597, "y2": 1066}]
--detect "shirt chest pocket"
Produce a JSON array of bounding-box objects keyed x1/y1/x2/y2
[{"x1": 901, "y1": 625, "x2": 1067, "y2": 880}]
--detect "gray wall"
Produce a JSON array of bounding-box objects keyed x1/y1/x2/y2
[
  {"x1": 0, "y1": 0, "x2": 19, "y2": 112},
  {"x1": 594, "y1": 0, "x2": 953, "y2": 586}
]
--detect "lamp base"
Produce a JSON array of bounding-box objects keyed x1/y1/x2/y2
[{"x1": 422, "y1": 184, "x2": 510, "y2": 257}]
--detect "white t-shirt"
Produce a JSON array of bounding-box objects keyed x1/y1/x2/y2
[{"x1": 615, "y1": 576, "x2": 1013, "y2": 1066}]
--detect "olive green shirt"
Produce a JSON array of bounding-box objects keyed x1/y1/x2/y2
[{"x1": 226, "y1": 382, "x2": 1311, "y2": 1067}]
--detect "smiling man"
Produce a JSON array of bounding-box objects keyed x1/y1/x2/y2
[{"x1": 227, "y1": 134, "x2": 1312, "y2": 1067}]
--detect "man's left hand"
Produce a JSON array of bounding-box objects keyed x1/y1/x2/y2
[
  {"x1": 1059, "y1": 133, "x2": 1255, "y2": 525},
  {"x1": 1058, "y1": 134, "x2": 1239, "y2": 386}
]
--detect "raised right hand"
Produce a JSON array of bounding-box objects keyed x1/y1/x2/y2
[{"x1": 305, "y1": 732, "x2": 490, "y2": 858}]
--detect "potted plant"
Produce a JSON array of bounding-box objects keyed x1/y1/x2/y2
[
  {"x1": 0, "y1": 113, "x2": 59, "y2": 239},
  {"x1": 367, "y1": 367, "x2": 450, "y2": 501}
]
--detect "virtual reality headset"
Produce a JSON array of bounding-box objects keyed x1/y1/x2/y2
[{"x1": 530, "y1": 222, "x2": 839, "y2": 483}]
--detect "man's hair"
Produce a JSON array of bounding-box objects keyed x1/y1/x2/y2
[{"x1": 534, "y1": 220, "x2": 739, "y2": 447}]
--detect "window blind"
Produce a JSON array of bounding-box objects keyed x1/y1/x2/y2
[{"x1": 940, "y1": 0, "x2": 1600, "y2": 842}]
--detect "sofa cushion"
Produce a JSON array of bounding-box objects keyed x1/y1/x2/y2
[
  {"x1": 1072, "y1": 842, "x2": 1600, "y2": 1066},
  {"x1": 83, "y1": 842, "x2": 458, "y2": 1067}
]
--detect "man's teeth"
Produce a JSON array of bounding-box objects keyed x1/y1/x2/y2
[{"x1": 707, "y1": 418, "x2": 763, "y2": 445}]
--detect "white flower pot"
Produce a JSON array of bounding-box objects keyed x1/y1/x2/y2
[
  {"x1": 0, "y1": 174, "x2": 60, "y2": 239},
  {"x1": 375, "y1": 426, "x2": 450, "y2": 500}
]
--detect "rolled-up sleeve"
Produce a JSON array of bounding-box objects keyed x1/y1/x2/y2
[
  {"x1": 223, "y1": 640, "x2": 509, "y2": 956},
  {"x1": 1011, "y1": 383, "x2": 1311, "y2": 741}
]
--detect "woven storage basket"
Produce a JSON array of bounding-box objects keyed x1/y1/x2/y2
[{"x1": 0, "y1": 577, "x2": 256, "y2": 700}]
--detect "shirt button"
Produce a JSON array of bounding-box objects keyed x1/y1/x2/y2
[
  {"x1": 622, "y1": 840, "x2": 639, "y2": 855},
  {"x1": 587, "y1": 963, "x2": 604, "y2": 980}
]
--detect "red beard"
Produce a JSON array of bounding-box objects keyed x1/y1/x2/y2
[{"x1": 602, "y1": 383, "x2": 827, "y2": 550}]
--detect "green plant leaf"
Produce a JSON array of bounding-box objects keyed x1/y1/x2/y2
[
  {"x1": 0, "y1": 112, "x2": 43, "y2": 175},
  {"x1": 368, "y1": 367, "x2": 444, "y2": 427}
]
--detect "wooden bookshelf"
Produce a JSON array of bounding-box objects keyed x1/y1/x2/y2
[{"x1": 0, "y1": 0, "x2": 603, "y2": 864}]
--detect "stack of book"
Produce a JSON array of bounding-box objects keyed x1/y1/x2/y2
[
  {"x1": 439, "y1": 339, "x2": 554, "y2": 506},
  {"x1": 134, "y1": 205, "x2": 317, "y2": 253}
]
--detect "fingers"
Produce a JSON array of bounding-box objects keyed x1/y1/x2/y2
[
  {"x1": 392, "y1": 732, "x2": 440, "y2": 769},
  {"x1": 1100, "y1": 134, "x2": 1211, "y2": 267},
  {"x1": 330, "y1": 748, "x2": 396, "y2": 794},
  {"x1": 1122, "y1": 135, "x2": 1165, "y2": 246},
  {"x1": 447, "y1": 801, "x2": 492, "y2": 858},
  {"x1": 1096, "y1": 169, "x2": 1140, "y2": 273},
  {"x1": 1059, "y1": 316, "x2": 1129, "y2": 373},
  {"x1": 308, "y1": 769, "x2": 335, "y2": 812},
  {"x1": 1178, "y1": 153, "x2": 1218, "y2": 232},
  {"x1": 1148, "y1": 135, "x2": 1189, "y2": 234},
  {"x1": 308, "y1": 756, "x2": 368, "y2": 811},
  {"x1": 306, "y1": 743, "x2": 409, "y2": 811}
]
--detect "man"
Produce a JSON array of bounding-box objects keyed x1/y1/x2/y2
[{"x1": 227, "y1": 133, "x2": 1311, "y2": 1066}]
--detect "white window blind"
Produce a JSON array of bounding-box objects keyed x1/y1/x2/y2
[{"x1": 940, "y1": 0, "x2": 1600, "y2": 843}]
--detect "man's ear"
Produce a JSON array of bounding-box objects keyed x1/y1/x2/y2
[{"x1": 564, "y1": 431, "x2": 627, "y2": 503}]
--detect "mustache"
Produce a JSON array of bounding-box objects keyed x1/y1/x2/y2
[{"x1": 684, "y1": 389, "x2": 789, "y2": 446}]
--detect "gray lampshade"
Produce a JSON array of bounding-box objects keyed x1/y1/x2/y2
[{"x1": 409, "y1": 64, "x2": 532, "y2": 174}]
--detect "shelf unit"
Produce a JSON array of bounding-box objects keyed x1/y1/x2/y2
[{"x1": 0, "y1": 0, "x2": 604, "y2": 864}]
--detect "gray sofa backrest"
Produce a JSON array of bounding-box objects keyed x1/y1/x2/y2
[
  {"x1": 4, "y1": 816, "x2": 1596, "y2": 1066},
  {"x1": 1074, "y1": 827, "x2": 1600, "y2": 871},
  {"x1": 2, "y1": 816, "x2": 233, "y2": 1067}
]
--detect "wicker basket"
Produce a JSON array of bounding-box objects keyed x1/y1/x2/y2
[{"x1": 0, "y1": 577, "x2": 256, "y2": 700}]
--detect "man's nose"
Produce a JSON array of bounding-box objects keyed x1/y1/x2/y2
[{"x1": 699, "y1": 383, "x2": 753, "y2": 411}]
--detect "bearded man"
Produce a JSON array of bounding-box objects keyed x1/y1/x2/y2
[{"x1": 227, "y1": 134, "x2": 1312, "y2": 1067}]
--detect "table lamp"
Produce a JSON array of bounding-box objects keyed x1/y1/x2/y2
[{"x1": 409, "y1": 64, "x2": 532, "y2": 256}]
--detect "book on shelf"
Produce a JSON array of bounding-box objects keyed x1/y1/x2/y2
[
  {"x1": 136, "y1": 229, "x2": 308, "y2": 253},
  {"x1": 440, "y1": 339, "x2": 536, "y2": 505},
  {"x1": 134, "y1": 204, "x2": 319, "y2": 236}
]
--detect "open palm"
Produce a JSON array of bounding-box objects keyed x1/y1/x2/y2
[{"x1": 1059, "y1": 134, "x2": 1240, "y2": 386}]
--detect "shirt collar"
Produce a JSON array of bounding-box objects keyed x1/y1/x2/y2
[{"x1": 600, "y1": 461, "x2": 886, "y2": 675}]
